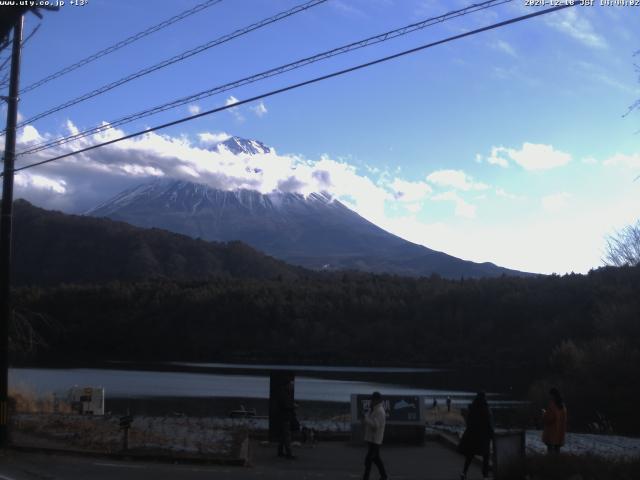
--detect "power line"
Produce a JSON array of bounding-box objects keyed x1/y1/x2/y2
[
  {"x1": 20, "y1": 22, "x2": 41, "y2": 49},
  {"x1": 0, "y1": 55, "x2": 10, "y2": 74},
  {"x1": 7, "y1": 3, "x2": 576, "y2": 177},
  {"x1": 0, "y1": 23, "x2": 40, "y2": 88},
  {"x1": 7, "y1": 0, "x2": 328, "y2": 135},
  {"x1": 19, "y1": 0, "x2": 225, "y2": 95},
  {"x1": 0, "y1": 30, "x2": 17, "y2": 75},
  {"x1": 0, "y1": 53, "x2": 13, "y2": 76},
  {"x1": 17, "y1": 0, "x2": 513, "y2": 157}
]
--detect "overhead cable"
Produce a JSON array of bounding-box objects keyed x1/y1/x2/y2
[
  {"x1": 18, "y1": 0, "x2": 512, "y2": 157},
  {"x1": 8, "y1": 3, "x2": 577, "y2": 176},
  {"x1": 19, "y1": 0, "x2": 225, "y2": 95},
  {"x1": 7, "y1": 0, "x2": 328, "y2": 134}
]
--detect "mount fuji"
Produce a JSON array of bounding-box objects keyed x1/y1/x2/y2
[{"x1": 87, "y1": 137, "x2": 528, "y2": 278}]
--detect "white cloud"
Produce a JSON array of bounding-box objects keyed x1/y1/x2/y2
[
  {"x1": 545, "y1": 9, "x2": 607, "y2": 49},
  {"x1": 375, "y1": 172, "x2": 640, "y2": 275},
  {"x1": 225, "y1": 96, "x2": 239, "y2": 107},
  {"x1": 14, "y1": 119, "x2": 639, "y2": 275},
  {"x1": 581, "y1": 156, "x2": 598, "y2": 165},
  {"x1": 603, "y1": 153, "x2": 640, "y2": 169},
  {"x1": 251, "y1": 101, "x2": 268, "y2": 117},
  {"x1": 198, "y1": 132, "x2": 231, "y2": 145},
  {"x1": 311, "y1": 155, "x2": 390, "y2": 225},
  {"x1": 13, "y1": 121, "x2": 394, "y2": 223},
  {"x1": 15, "y1": 172, "x2": 67, "y2": 194},
  {"x1": 432, "y1": 191, "x2": 477, "y2": 219},
  {"x1": 509, "y1": 143, "x2": 572, "y2": 170},
  {"x1": 454, "y1": 201, "x2": 476, "y2": 219},
  {"x1": 379, "y1": 189, "x2": 640, "y2": 275},
  {"x1": 486, "y1": 146, "x2": 510, "y2": 168},
  {"x1": 17, "y1": 125, "x2": 44, "y2": 144},
  {"x1": 495, "y1": 188, "x2": 522, "y2": 200},
  {"x1": 426, "y1": 169, "x2": 489, "y2": 191},
  {"x1": 389, "y1": 178, "x2": 431, "y2": 202},
  {"x1": 404, "y1": 203, "x2": 422, "y2": 214},
  {"x1": 481, "y1": 143, "x2": 571, "y2": 171},
  {"x1": 542, "y1": 192, "x2": 571, "y2": 212},
  {"x1": 225, "y1": 96, "x2": 244, "y2": 122},
  {"x1": 120, "y1": 164, "x2": 165, "y2": 177},
  {"x1": 492, "y1": 40, "x2": 517, "y2": 57},
  {"x1": 66, "y1": 120, "x2": 79, "y2": 136},
  {"x1": 593, "y1": 73, "x2": 640, "y2": 95},
  {"x1": 573, "y1": 60, "x2": 640, "y2": 95},
  {"x1": 188, "y1": 104, "x2": 201, "y2": 115}
]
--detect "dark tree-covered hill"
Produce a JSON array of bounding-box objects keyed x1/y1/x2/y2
[{"x1": 12, "y1": 199, "x2": 304, "y2": 285}]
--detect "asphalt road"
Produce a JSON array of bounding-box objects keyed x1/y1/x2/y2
[{"x1": 0, "y1": 440, "x2": 482, "y2": 479}]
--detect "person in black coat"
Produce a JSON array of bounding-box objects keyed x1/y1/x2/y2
[{"x1": 458, "y1": 391, "x2": 494, "y2": 480}]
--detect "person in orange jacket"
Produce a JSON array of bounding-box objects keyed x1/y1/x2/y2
[{"x1": 542, "y1": 387, "x2": 567, "y2": 453}]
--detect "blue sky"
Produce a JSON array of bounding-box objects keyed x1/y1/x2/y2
[{"x1": 3, "y1": 0, "x2": 640, "y2": 274}]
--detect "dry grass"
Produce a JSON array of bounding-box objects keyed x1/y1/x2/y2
[
  {"x1": 8, "y1": 385, "x2": 72, "y2": 414},
  {"x1": 11, "y1": 413, "x2": 245, "y2": 459},
  {"x1": 425, "y1": 406, "x2": 466, "y2": 427}
]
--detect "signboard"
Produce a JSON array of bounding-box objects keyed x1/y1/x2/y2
[
  {"x1": 68, "y1": 386, "x2": 105, "y2": 415},
  {"x1": 351, "y1": 394, "x2": 423, "y2": 424}
]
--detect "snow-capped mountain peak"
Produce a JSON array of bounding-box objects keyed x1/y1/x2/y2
[
  {"x1": 86, "y1": 179, "x2": 337, "y2": 218},
  {"x1": 87, "y1": 180, "x2": 528, "y2": 279},
  {"x1": 214, "y1": 136, "x2": 271, "y2": 155}
]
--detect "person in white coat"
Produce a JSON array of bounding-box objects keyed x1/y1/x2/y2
[{"x1": 362, "y1": 391, "x2": 388, "y2": 480}]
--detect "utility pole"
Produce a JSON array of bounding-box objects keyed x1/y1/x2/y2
[{"x1": 0, "y1": 13, "x2": 23, "y2": 448}]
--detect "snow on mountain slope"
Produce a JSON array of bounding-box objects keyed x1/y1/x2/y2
[
  {"x1": 87, "y1": 137, "x2": 530, "y2": 278},
  {"x1": 212, "y1": 136, "x2": 271, "y2": 155}
]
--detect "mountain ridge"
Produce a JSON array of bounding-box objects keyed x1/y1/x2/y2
[
  {"x1": 12, "y1": 199, "x2": 304, "y2": 286},
  {"x1": 88, "y1": 177, "x2": 531, "y2": 279}
]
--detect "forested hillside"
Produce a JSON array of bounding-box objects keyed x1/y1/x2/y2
[
  {"x1": 12, "y1": 200, "x2": 304, "y2": 285},
  {"x1": 10, "y1": 200, "x2": 640, "y2": 433},
  {"x1": 12, "y1": 265, "x2": 640, "y2": 432}
]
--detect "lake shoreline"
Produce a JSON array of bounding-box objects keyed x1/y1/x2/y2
[
  {"x1": 105, "y1": 395, "x2": 350, "y2": 420},
  {"x1": 10, "y1": 361, "x2": 531, "y2": 399}
]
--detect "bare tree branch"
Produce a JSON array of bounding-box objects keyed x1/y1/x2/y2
[
  {"x1": 9, "y1": 308, "x2": 59, "y2": 354},
  {"x1": 604, "y1": 220, "x2": 640, "y2": 267}
]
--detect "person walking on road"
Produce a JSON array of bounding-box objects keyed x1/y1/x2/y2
[
  {"x1": 362, "y1": 391, "x2": 388, "y2": 480},
  {"x1": 447, "y1": 396, "x2": 452, "y2": 413},
  {"x1": 542, "y1": 387, "x2": 567, "y2": 454},
  {"x1": 458, "y1": 391, "x2": 494, "y2": 480}
]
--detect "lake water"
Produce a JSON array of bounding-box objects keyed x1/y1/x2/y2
[
  {"x1": 9, "y1": 364, "x2": 475, "y2": 404},
  {"x1": 166, "y1": 362, "x2": 441, "y2": 374}
]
